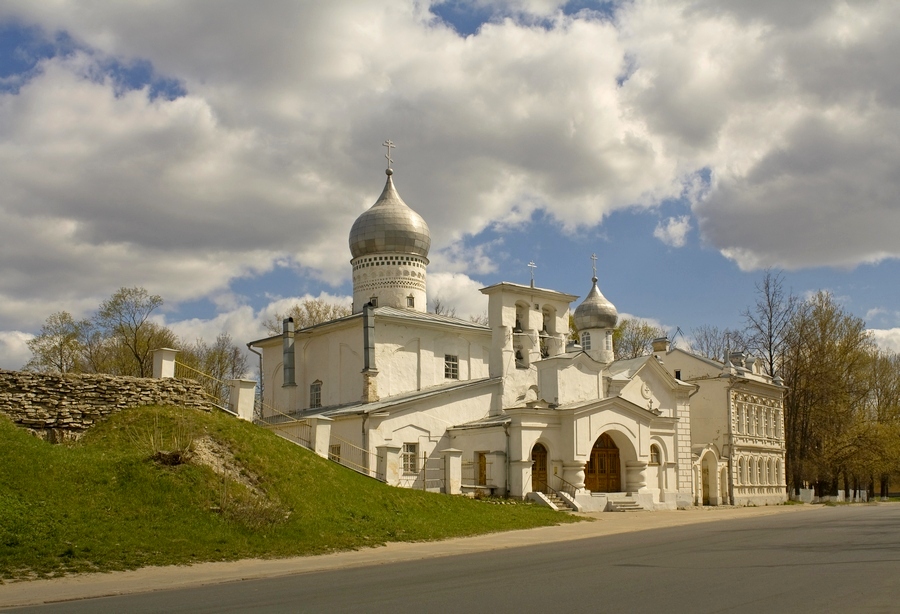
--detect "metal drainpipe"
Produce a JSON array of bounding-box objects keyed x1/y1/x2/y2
[
  {"x1": 363, "y1": 414, "x2": 369, "y2": 473},
  {"x1": 246, "y1": 343, "x2": 263, "y2": 420},
  {"x1": 504, "y1": 422, "x2": 510, "y2": 498}
]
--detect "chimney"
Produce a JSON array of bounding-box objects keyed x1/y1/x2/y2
[
  {"x1": 652, "y1": 337, "x2": 670, "y2": 353},
  {"x1": 282, "y1": 317, "x2": 295, "y2": 387}
]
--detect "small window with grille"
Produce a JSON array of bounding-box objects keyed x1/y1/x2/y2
[
  {"x1": 444, "y1": 354, "x2": 459, "y2": 379},
  {"x1": 402, "y1": 443, "x2": 418, "y2": 474}
]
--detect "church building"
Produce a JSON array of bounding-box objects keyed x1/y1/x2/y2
[{"x1": 249, "y1": 155, "x2": 786, "y2": 510}]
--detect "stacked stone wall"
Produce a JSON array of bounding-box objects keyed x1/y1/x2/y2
[{"x1": 0, "y1": 369, "x2": 211, "y2": 442}]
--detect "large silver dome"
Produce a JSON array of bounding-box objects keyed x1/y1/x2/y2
[
  {"x1": 349, "y1": 170, "x2": 431, "y2": 259},
  {"x1": 573, "y1": 277, "x2": 618, "y2": 330}
]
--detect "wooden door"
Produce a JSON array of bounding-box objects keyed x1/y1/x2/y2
[
  {"x1": 585, "y1": 433, "x2": 621, "y2": 492},
  {"x1": 532, "y1": 444, "x2": 548, "y2": 493},
  {"x1": 477, "y1": 452, "x2": 487, "y2": 486}
]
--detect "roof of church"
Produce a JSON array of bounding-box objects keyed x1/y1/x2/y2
[
  {"x1": 449, "y1": 414, "x2": 511, "y2": 430},
  {"x1": 348, "y1": 169, "x2": 431, "y2": 259},
  {"x1": 320, "y1": 377, "x2": 500, "y2": 417},
  {"x1": 258, "y1": 378, "x2": 499, "y2": 424},
  {"x1": 479, "y1": 281, "x2": 579, "y2": 303},
  {"x1": 606, "y1": 355, "x2": 655, "y2": 380},
  {"x1": 374, "y1": 306, "x2": 489, "y2": 331},
  {"x1": 573, "y1": 276, "x2": 617, "y2": 331}
]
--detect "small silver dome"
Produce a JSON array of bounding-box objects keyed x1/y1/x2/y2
[
  {"x1": 349, "y1": 170, "x2": 431, "y2": 259},
  {"x1": 573, "y1": 277, "x2": 618, "y2": 330}
]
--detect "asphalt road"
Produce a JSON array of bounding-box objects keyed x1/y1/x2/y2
[{"x1": 8, "y1": 505, "x2": 900, "y2": 613}]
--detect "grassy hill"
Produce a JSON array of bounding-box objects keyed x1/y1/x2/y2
[{"x1": 0, "y1": 406, "x2": 577, "y2": 581}]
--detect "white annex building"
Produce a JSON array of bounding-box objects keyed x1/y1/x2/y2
[{"x1": 250, "y1": 160, "x2": 787, "y2": 511}]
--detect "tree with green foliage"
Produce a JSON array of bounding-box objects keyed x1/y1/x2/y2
[
  {"x1": 94, "y1": 287, "x2": 173, "y2": 377},
  {"x1": 781, "y1": 291, "x2": 874, "y2": 495},
  {"x1": 613, "y1": 318, "x2": 666, "y2": 360},
  {"x1": 25, "y1": 311, "x2": 89, "y2": 374}
]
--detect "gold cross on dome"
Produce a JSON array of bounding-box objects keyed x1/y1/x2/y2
[{"x1": 383, "y1": 140, "x2": 395, "y2": 169}]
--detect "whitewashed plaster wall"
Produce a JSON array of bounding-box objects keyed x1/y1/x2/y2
[
  {"x1": 257, "y1": 322, "x2": 363, "y2": 414},
  {"x1": 373, "y1": 320, "x2": 490, "y2": 398},
  {"x1": 537, "y1": 356, "x2": 603, "y2": 406}
]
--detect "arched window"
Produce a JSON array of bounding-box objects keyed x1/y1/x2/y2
[
  {"x1": 581, "y1": 331, "x2": 591, "y2": 350},
  {"x1": 606, "y1": 330, "x2": 613, "y2": 351},
  {"x1": 309, "y1": 380, "x2": 322, "y2": 409},
  {"x1": 541, "y1": 306, "x2": 556, "y2": 334},
  {"x1": 650, "y1": 445, "x2": 661, "y2": 465},
  {"x1": 514, "y1": 302, "x2": 528, "y2": 332},
  {"x1": 737, "y1": 457, "x2": 745, "y2": 485}
]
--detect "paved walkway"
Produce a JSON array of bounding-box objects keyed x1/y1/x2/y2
[{"x1": 0, "y1": 505, "x2": 820, "y2": 609}]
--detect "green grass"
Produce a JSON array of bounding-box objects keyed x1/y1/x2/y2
[{"x1": 0, "y1": 407, "x2": 578, "y2": 580}]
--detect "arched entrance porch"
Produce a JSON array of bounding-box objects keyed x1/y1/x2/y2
[
  {"x1": 700, "y1": 450, "x2": 720, "y2": 506},
  {"x1": 585, "y1": 433, "x2": 621, "y2": 492}
]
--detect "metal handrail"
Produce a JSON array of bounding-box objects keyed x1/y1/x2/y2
[
  {"x1": 174, "y1": 360, "x2": 234, "y2": 412},
  {"x1": 329, "y1": 435, "x2": 384, "y2": 481},
  {"x1": 553, "y1": 473, "x2": 579, "y2": 498}
]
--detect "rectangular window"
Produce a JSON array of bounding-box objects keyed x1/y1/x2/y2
[
  {"x1": 402, "y1": 443, "x2": 418, "y2": 474},
  {"x1": 407, "y1": 295, "x2": 415, "y2": 308},
  {"x1": 444, "y1": 354, "x2": 459, "y2": 379},
  {"x1": 674, "y1": 369, "x2": 681, "y2": 380},
  {"x1": 328, "y1": 444, "x2": 341, "y2": 463},
  {"x1": 310, "y1": 381, "x2": 322, "y2": 408},
  {"x1": 369, "y1": 296, "x2": 378, "y2": 307}
]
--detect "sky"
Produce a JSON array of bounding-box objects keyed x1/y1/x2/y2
[{"x1": 1, "y1": 0, "x2": 899, "y2": 370}]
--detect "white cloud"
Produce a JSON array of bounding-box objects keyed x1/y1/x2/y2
[
  {"x1": 869, "y1": 328, "x2": 900, "y2": 354},
  {"x1": 427, "y1": 273, "x2": 490, "y2": 320},
  {"x1": 653, "y1": 215, "x2": 691, "y2": 248},
  {"x1": 0, "y1": 0, "x2": 897, "y2": 340},
  {"x1": 0, "y1": 331, "x2": 33, "y2": 370}
]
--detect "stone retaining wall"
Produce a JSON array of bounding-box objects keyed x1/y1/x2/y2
[{"x1": 0, "y1": 369, "x2": 211, "y2": 442}]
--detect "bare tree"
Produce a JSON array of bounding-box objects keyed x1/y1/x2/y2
[
  {"x1": 430, "y1": 297, "x2": 457, "y2": 318},
  {"x1": 263, "y1": 298, "x2": 351, "y2": 335},
  {"x1": 690, "y1": 324, "x2": 747, "y2": 361},
  {"x1": 468, "y1": 312, "x2": 489, "y2": 326},
  {"x1": 743, "y1": 269, "x2": 797, "y2": 376}
]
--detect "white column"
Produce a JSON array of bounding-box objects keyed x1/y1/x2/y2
[
  {"x1": 152, "y1": 348, "x2": 178, "y2": 379},
  {"x1": 626, "y1": 460, "x2": 648, "y2": 492},
  {"x1": 377, "y1": 444, "x2": 401, "y2": 486},
  {"x1": 228, "y1": 378, "x2": 257, "y2": 421},
  {"x1": 307, "y1": 416, "x2": 334, "y2": 459},
  {"x1": 442, "y1": 448, "x2": 463, "y2": 495}
]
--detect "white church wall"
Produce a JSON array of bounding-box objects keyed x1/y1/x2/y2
[
  {"x1": 298, "y1": 326, "x2": 362, "y2": 408},
  {"x1": 374, "y1": 320, "x2": 490, "y2": 398},
  {"x1": 538, "y1": 358, "x2": 603, "y2": 406}
]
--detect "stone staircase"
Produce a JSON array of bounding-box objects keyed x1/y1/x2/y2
[
  {"x1": 607, "y1": 495, "x2": 645, "y2": 512},
  {"x1": 545, "y1": 492, "x2": 577, "y2": 512}
]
